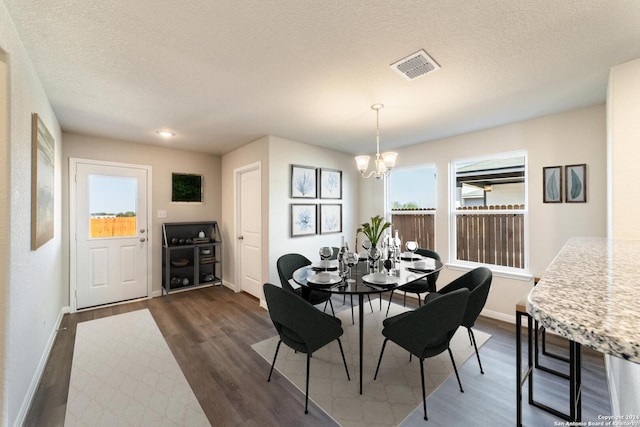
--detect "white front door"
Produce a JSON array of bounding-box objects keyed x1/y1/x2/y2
[
  {"x1": 72, "y1": 159, "x2": 151, "y2": 309},
  {"x1": 237, "y1": 163, "x2": 262, "y2": 299}
]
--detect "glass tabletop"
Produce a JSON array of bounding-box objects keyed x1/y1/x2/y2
[{"x1": 292, "y1": 257, "x2": 443, "y2": 295}]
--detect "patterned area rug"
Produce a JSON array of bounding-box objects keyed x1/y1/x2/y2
[
  {"x1": 252, "y1": 300, "x2": 490, "y2": 427},
  {"x1": 64, "y1": 309, "x2": 209, "y2": 426}
]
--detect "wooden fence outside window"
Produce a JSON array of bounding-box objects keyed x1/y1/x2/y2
[{"x1": 390, "y1": 209, "x2": 435, "y2": 250}]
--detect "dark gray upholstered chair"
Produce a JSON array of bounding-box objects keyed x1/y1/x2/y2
[
  {"x1": 374, "y1": 288, "x2": 470, "y2": 421},
  {"x1": 385, "y1": 248, "x2": 441, "y2": 316},
  {"x1": 434, "y1": 266, "x2": 492, "y2": 374},
  {"x1": 276, "y1": 253, "x2": 335, "y2": 316},
  {"x1": 263, "y1": 283, "x2": 350, "y2": 414}
]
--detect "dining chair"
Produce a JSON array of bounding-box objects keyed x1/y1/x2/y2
[
  {"x1": 385, "y1": 248, "x2": 441, "y2": 316},
  {"x1": 276, "y1": 253, "x2": 335, "y2": 315},
  {"x1": 434, "y1": 266, "x2": 492, "y2": 374},
  {"x1": 263, "y1": 283, "x2": 350, "y2": 414},
  {"x1": 374, "y1": 288, "x2": 470, "y2": 421}
]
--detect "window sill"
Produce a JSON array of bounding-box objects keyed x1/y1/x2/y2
[{"x1": 445, "y1": 262, "x2": 533, "y2": 281}]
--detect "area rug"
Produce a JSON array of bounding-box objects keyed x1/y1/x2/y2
[
  {"x1": 252, "y1": 300, "x2": 491, "y2": 427},
  {"x1": 64, "y1": 309, "x2": 210, "y2": 426}
]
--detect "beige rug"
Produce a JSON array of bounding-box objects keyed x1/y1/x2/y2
[
  {"x1": 252, "y1": 300, "x2": 490, "y2": 427},
  {"x1": 64, "y1": 309, "x2": 210, "y2": 426}
]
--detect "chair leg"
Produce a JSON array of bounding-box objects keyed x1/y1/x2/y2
[
  {"x1": 469, "y1": 328, "x2": 484, "y2": 374},
  {"x1": 337, "y1": 338, "x2": 351, "y2": 381},
  {"x1": 373, "y1": 338, "x2": 389, "y2": 380},
  {"x1": 367, "y1": 294, "x2": 374, "y2": 313},
  {"x1": 323, "y1": 300, "x2": 328, "y2": 313},
  {"x1": 268, "y1": 340, "x2": 282, "y2": 382},
  {"x1": 448, "y1": 347, "x2": 464, "y2": 393},
  {"x1": 305, "y1": 353, "x2": 311, "y2": 414},
  {"x1": 342, "y1": 294, "x2": 346, "y2": 305},
  {"x1": 467, "y1": 328, "x2": 473, "y2": 345},
  {"x1": 403, "y1": 291, "x2": 407, "y2": 307},
  {"x1": 328, "y1": 299, "x2": 335, "y2": 316},
  {"x1": 417, "y1": 293, "x2": 422, "y2": 307},
  {"x1": 350, "y1": 295, "x2": 354, "y2": 325},
  {"x1": 385, "y1": 290, "x2": 395, "y2": 317},
  {"x1": 419, "y1": 357, "x2": 428, "y2": 421}
]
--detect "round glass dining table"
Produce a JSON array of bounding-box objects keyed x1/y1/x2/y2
[{"x1": 293, "y1": 256, "x2": 444, "y2": 394}]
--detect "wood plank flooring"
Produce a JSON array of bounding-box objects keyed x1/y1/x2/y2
[{"x1": 24, "y1": 287, "x2": 611, "y2": 426}]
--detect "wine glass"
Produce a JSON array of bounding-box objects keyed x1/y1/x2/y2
[
  {"x1": 405, "y1": 240, "x2": 418, "y2": 259},
  {"x1": 319, "y1": 246, "x2": 333, "y2": 271},
  {"x1": 344, "y1": 251, "x2": 358, "y2": 283}
]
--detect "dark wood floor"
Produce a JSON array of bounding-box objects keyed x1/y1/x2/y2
[{"x1": 24, "y1": 287, "x2": 611, "y2": 426}]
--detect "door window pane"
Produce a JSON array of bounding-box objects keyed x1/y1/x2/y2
[{"x1": 89, "y1": 175, "x2": 137, "y2": 238}]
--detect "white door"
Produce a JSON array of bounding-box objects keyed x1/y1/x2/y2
[
  {"x1": 237, "y1": 163, "x2": 262, "y2": 299},
  {"x1": 72, "y1": 160, "x2": 150, "y2": 309}
]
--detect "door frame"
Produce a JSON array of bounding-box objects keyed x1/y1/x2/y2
[
  {"x1": 69, "y1": 157, "x2": 153, "y2": 311},
  {"x1": 234, "y1": 161, "x2": 263, "y2": 300}
]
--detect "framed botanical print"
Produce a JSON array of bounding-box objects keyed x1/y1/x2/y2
[
  {"x1": 320, "y1": 168, "x2": 342, "y2": 199},
  {"x1": 543, "y1": 166, "x2": 562, "y2": 203},
  {"x1": 291, "y1": 165, "x2": 317, "y2": 198},
  {"x1": 291, "y1": 204, "x2": 317, "y2": 237},
  {"x1": 320, "y1": 204, "x2": 342, "y2": 234},
  {"x1": 565, "y1": 164, "x2": 587, "y2": 203}
]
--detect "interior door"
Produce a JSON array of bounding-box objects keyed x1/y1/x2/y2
[
  {"x1": 73, "y1": 160, "x2": 150, "y2": 309},
  {"x1": 238, "y1": 164, "x2": 262, "y2": 299}
]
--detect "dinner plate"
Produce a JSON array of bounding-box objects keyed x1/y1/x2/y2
[
  {"x1": 306, "y1": 273, "x2": 342, "y2": 287},
  {"x1": 311, "y1": 260, "x2": 339, "y2": 271},
  {"x1": 362, "y1": 273, "x2": 397, "y2": 287}
]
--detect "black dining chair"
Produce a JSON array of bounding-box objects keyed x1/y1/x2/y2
[
  {"x1": 263, "y1": 283, "x2": 350, "y2": 414},
  {"x1": 374, "y1": 288, "x2": 470, "y2": 421},
  {"x1": 276, "y1": 253, "x2": 335, "y2": 316},
  {"x1": 385, "y1": 248, "x2": 441, "y2": 316},
  {"x1": 434, "y1": 266, "x2": 492, "y2": 374}
]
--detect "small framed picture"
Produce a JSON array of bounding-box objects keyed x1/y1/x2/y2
[
  {"x1": 543, "y1": 166, "x2": 562, "y2": 203},
  {"x1": 291, "y1": 165, "x2": 317, "y2": 198},
  {"x1": 291, "y1": 204, "x2": 317, "y2": 237},
  {"x1": 320, "y1": 204, "x2": 342, "y2": 234},
  {"x1": 565, "y1": 164, "x2": 587, "y2": 203},
  {"x1": 320, "y1": 168, "x2": 342, "y2": 199}
]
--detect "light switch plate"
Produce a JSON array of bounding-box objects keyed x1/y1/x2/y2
[{"x1": 157, "y1": 210, "x2": 167, "y2": 218}]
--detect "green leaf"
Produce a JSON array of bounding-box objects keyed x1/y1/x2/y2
[
  {"x1": 570, "y1": 169, "x2": 582, "y2": 200},
  {"x1": 546, "y1": 170, "x2": 559, "y2": 200}
]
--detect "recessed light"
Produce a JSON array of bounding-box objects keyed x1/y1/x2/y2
[{"x1": 156, "y1": 130, "x2": 175, "y2": 138}]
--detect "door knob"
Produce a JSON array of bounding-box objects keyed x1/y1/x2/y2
[
  {"x1": 140, "y1": 237, "x2": 146, "y2": 242},
  {"x1": 238, "y1": 236, "x2": 244, "y2": 240}
]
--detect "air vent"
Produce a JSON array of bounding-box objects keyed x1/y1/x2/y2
[{"x1": 390, "y1": 49, "x2": 440, "y2": 81}]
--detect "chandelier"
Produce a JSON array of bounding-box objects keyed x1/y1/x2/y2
[{"x1": 355, "y1": 104, "x2": 398, "y2": 179}]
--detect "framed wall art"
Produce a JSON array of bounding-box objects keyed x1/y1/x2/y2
[
  {"x1": 320, "y1": 168, "x2": 342, "y2": 199},
  {"x1": 31, "y1": 113, "x2": 55, "y2": 250},
  {"x1": 320, "y1": 204, "x2": 342, "y2": 234},
  {"x1": 172, "y1": 172, "x2": 203, "y2": 202},
  {"x1": 291, "y1": 164, "x2": 317, "y2": 198},
  {"x1": 565, "y1": 164, "x2": 587, "y2": 203},
  {"x1": 291, "y1": 204, "x2": 317, "y2": 237},
  {"x1": 543, "y1": 166, "x2": 562, "y2": 203}
]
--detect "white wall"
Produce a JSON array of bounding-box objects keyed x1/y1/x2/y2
[
  {"x1": 606, "y1": 57, "x2": 640, "y2": 417},
  {"x1": 62, "y1": 132, "x2": 222, "y2": 296},
  {"x1": 359, "y1": 105, "x2": 607, "y2": 320},
  {"x1": 267, "y1": 136, "x2": 359, "y2": 293},
  {"x1": 0, "y1": 48, "x2": 9, "y2": 427},
  {"x1": 0, "y1": 3, "x2": 64, "y2": 425}
]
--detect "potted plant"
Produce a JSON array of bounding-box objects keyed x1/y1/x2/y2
[{"x1": 357, "y1": 215, "x2": 391, "y2": 247}]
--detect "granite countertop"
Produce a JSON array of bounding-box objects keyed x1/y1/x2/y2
[{"x1": 528, "y1": 237, "x2": 640, "y2": 363}]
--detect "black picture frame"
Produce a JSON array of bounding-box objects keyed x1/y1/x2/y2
[{"x1": 565, "y1": 164, "x2": 587, "y2": 203}]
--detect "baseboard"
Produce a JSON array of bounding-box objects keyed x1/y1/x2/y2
[
  {"x1": 15, "y1": 306, "x2": 68, "y2": 427},
  {"x1": 480, "y1": 308, "x2": 515, "y2": 324}
]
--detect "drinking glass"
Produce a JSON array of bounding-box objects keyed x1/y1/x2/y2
[
  {"x1": 344, "y1": 251, "x2": 358, "y2": 283},
  {"x1": 319, "y1": 246, "x2": 333, "y2": 271}
]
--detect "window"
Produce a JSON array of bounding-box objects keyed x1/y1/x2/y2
[
  {"x1": 451, "y1": 152, "x2": 527, "y2": 270},
  {"x1": 386, "y1": 164, "x2": 437, "y2": 250}
]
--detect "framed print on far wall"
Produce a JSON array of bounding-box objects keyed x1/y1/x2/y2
[
  {"x1": 31, "y1": 113, "x2": 55, "y2": 250},
  {"x1": 565, "y1": 164, "x2": 587, "y2": 203},
  {"x1": 291, "y1": 204, "x2": 317, "y2": 237},
  {"x1": 543, "y1": 166, "x2": 562, "y2": 203},
  {"x1": 320, "y1": 168, "x2": 342, "y2": 199},
  {"x1": 291, "y1": 164, "x2": 317, "y2": 198},
  {"x1": 320, "y1": 204, "x2": 342, "y2": 234}
]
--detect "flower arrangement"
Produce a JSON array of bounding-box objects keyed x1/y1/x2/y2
[{"x1": 357, "y1": 215, "x2": 391, "y2": 246}]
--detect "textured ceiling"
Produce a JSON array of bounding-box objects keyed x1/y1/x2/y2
[{"x1": 4, "y1": 0, "x2": 640, "y2": 155}]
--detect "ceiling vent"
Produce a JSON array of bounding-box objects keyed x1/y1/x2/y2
[{"x1": 390, "y1": 49, "x2": 440, "y2": 81}]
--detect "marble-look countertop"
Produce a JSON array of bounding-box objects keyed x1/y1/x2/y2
[{"x1": 528, "y1": 237, "x2": 640, "y2": 363}]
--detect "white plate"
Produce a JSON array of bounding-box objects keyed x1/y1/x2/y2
[
  {"x1": 362, "y1": 273, "x2": 397, "y2": 286},
  {"x1": 307, "y1": 273, "x2": 342, "y2": 286}
]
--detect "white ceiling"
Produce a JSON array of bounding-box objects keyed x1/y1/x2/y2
[{"x1": 5, "y1": 0, "x2": 640, "y2": 155}]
